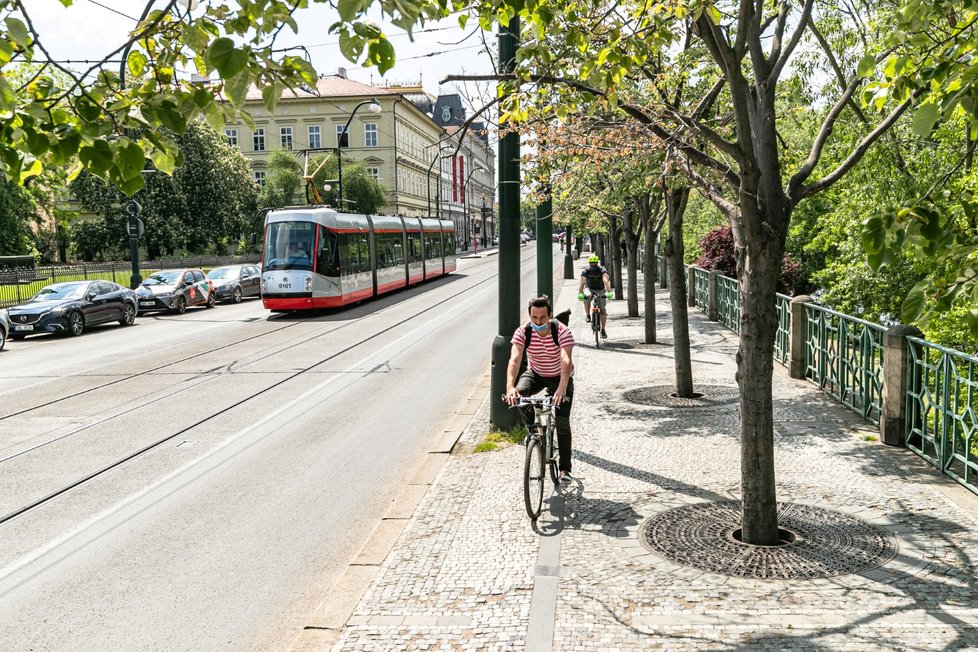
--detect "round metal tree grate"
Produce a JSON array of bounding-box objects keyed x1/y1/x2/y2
[
  {"x1": 623, "y1": 384, "x2": 739, "y2": 408},
  {"x1": 639, "y1": 501, "x2": 898, "y2": 580}
]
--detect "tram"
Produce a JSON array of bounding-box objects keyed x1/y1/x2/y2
[{"x1": 260, "y1": 207, "x2": 457, "y2": 311}]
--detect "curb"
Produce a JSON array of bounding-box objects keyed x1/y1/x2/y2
[{"x1": 289, "y1": 376, "x2": 492, "y2": 652}]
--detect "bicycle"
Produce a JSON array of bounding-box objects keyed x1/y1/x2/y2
[
  {"x1": 580, "y1": 291, "x2": 603, "y2": 348},
  {"x1": 511, "y1": 395, "x2": 559, "y2": 520}
]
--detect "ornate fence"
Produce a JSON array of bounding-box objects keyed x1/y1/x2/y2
[
  {"x1": 0, "y1": 255, "x2": 260, "y2": 308},
  {"x1": 803, "y1": 304, "x2": 885, "y2": 425},
  {"x1": 905, "y1": 338, "x2": 978, "y2": 494},
  {"x1": 716, "y1": 274, "x2": 740, "y2": 333},
  {"x1": 692, "y1": 267, "x2": 709, "y2": 311},
  {"x1": 774, "y1": 293, "x2": 791, "y2": 367}
]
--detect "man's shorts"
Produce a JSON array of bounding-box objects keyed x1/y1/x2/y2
[{"x1": 587, "y1": 292, "x2": 607, "y2": 313}]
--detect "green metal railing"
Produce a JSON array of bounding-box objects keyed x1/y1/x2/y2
[
  {"x1": 774, "y1": 293, "x2": 791, "y2": 367},
  {"x1": 803, "y1": 303, "x2": 885, "y2": 425},
  {"x1": 716, "y1": 274, "x2": 740, "y2": 333},
  {"x1": 692, "y1": 267, "x2": 709, "y2": 311},
  {"x1": 905, "y1": 337, "x2": 978, "y2": 494}
]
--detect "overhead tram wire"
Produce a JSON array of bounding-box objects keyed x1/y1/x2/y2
[{"x1": 82, "y1": 0, "x2": 140, "y2": 21}]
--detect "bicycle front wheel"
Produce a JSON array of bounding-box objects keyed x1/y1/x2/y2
[
  {"x1": 523, "y1": 437, "x2": 545, "y2": 520},
  {"x1": 594, "y1": 319, "x2": 600, "y2": 348}
]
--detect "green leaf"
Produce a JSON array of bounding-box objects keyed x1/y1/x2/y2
[
  {"x1": 206, "y1": 38, "x2": 249, "y2": 79},
  {"x1": 857, "y1": 54, "x2": 876, "y2": 78},
  {"x1": 116, "y1": 173, "x2": 145, "y2": 197},
  {"x1": 127, "y1": 51, "x2": 148, "y2": 78},
  {"x1": 4, "y1": 17, "x2": 30, "y2": 48},
  {"x1": 912, "y1": 102, "x2": 940, "y2": 138},
  {"x1": 901, "y1": 281, "x2": 927, "y2": 323},
  {"x1": 368, "y1": 38, "x2": 396, "y2": 74},
  {"x1": 262, "y1": 81, "x2": 284, "y2": 113},
  {"x1": 224, "y1": 71, "x2": 251, "y2": 108},
  {"x1": 0, "y1": 76, "x2": 16, "y2": 118},
  {"x1": 116, "y1": 139, "x2": 146, "y2": 180},
  {"x1": 861, "y1": 215, "x2": 885, "y2": 254},
  {"x1": 79, "y1": 141, "x2": 114, "y2": 175}
]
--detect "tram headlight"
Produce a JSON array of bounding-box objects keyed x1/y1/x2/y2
[
  {"x1": 305, "y1": 277, "x2": 312, "y2": 291},
  {"x1": 260, "y1": 278, "x2": 266, "y2": 292}
]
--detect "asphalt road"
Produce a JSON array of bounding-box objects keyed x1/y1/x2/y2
[{"x1": 0, "y1": 248, "x2": 547, "y2": 651}]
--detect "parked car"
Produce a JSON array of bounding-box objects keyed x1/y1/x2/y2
[
  {"x1": 207, "y1": 264, "x2": 261, "y2": 304},
  {"x1": 0, "y1": 307, "x2": 9, "y2": 350},
  {"x1": 135, "y1": 269, "x2": 215, "y2": 314},
  {"x1": 7, "y1": 281, "x2": 138, "y2": 339}
]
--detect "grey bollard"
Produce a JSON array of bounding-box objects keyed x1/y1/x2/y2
[
  {"x1": 707, "y1": 270, "x2": 719, "y2": 321},
  {"x1": 880, "y1": 324, "x2": 924, "y2": 447},
  {"x1": 788, "y1": 295, "x2": 814, "y2": 379}
]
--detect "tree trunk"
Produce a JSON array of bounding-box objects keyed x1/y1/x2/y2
[
  {"x1": 621, "y1": 206, "x2": 640, "y2": 317},
  {"x1": 609, "y1": 216, "x2": 623, "y2": 298},
  {"x1": 737, "y1": 231, "x2": 784, "y2": 546},
  {"x1": 595, "y1": 232, "x2": 604, "y2": 266},
  {"x1": 665, "y1": 188, "x2": 693, "y2": 398},
  {"x1": 643, "y1": 226, "x2": 658, "y2": 344}
]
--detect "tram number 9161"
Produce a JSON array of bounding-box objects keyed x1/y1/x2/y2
[{"x1": 278, "y1": 281, "x2": 292, "y2": 290}]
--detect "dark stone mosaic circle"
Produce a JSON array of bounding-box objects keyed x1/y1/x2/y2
[
  {"x1": 623, "y1": 384, "x2": 740, "y2": 408},
  {"x1": 639, "y1": 501, "x2": 899, "y2": 580}
]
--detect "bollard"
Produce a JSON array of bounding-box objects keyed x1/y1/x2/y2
[
  {"x1": 879, "y1": 324, "x2": 924, "y2": 446},
  {"x1": 788, "y1": 295, "x2": 814, "y2": 379},
  {"x1": 687, "y1": 266, "x2": 696, "y2": 307}
]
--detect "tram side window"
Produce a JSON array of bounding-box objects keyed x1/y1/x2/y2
[
  {"x1": 338, "y1": 233, "x2": 357, "y2": 277},
  {"x1": 407, "y1": 232, "x2": 422, "y2": 263},
  {"x1": 357, "y1": 232, "x2": 370, "y2": 273},
  {"x1": 425, "y1": 234, "x2": 441, "y2": 260},
  {"x1": 375, "y1": 233, "x2": 400, "y2": 268},
  {"x1": 318, "y1": 227, "x2": 338, "y2": 276},
  {"x1": 390, "y1": 235, "x2": 404, "y2": 266}
]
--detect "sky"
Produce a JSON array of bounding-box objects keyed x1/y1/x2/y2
[{"x1": 27, "y1": 0, "x2": 497, "y2": 99}]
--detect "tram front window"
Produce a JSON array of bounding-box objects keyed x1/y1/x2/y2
[{"x1": 264, "y1": 222, "x2": 316, "y2": 271}]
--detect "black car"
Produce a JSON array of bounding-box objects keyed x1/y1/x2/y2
[
  {"x1": 207, "y1": 264, "x2": 261, "y2": 303},
  {"x1": 135, "y1": 269, "x2": 216, "y2": 313},
  {"x1": 7, "y1": 281, "x2": 138, "y2": 339}
]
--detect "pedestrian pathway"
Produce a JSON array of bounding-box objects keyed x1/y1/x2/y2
[{"x1": 327, "y1": 272, "x2": 978, "y2": 651}]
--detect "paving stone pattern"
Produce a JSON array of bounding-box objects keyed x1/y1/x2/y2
[{"x1": 332, "y1": 274, "x2": 978, "y2": 651}]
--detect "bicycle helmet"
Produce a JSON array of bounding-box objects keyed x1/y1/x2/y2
[{"x1": 588, "y1": 255, "x2": 600, "y2": 264}]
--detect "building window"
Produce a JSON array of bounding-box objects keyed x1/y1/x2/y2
[
  {"x1": 253, "y1": 128, "x2": 265, "y2": 152},
  {"x1": 280, "y1": 126, "x2": 293, "y2": 150},
  {"x1": 254, "y1": 171, "x2": 266, "y2": 187},
  {"x1": 308, "y1": 125, "x2": 321, "y2": 149},
  {"x1": 336, "y1": 125, "x2": 349, "y2": 148},
  {"x1": 224, "y1": 128, "x2": 238, "y2": 147},
  {"x1": 367, "y1": 167, "x2": 380, "y2": 182},
  {"x1": 364, "y1": 123, "x2": 378, "y2": 148}
]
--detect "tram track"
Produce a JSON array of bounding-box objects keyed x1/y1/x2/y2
[
  {"x1": 0, "y1": 252, "x2": 506, "y2": 422},
  {"x1": 0, "y1": 251, "x2": 523, "y2": 526}
]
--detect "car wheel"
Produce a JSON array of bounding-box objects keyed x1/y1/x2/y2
[
  {"x1": 232, "y1": 286, "x2": 243, "y2": 303},
  {"x1": 67, "y1": 311, "x2": 85, "y2": 337},
  {"x1": 206, "y1": 292, "x2": 216, "y2": 308},
  {"x1": 120, "y1": 303, "x2": 136, "y2": 326},
  {"x1": 0, "y1": 328, "x2": 5, "y2": 351},
  {"x1": 173, "y1": 296, "x2": 187, "y2": 314}
]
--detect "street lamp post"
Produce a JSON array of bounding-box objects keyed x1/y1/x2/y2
[
  {"x1": 427, "y1": 146, "x2": 451, "y2": 219},
  {"x1": 337, "y1": 99, "x2": 381, "y2": 211},
  {"x1": 463, "y1": 165, "x2": 485, "y2": 254}
]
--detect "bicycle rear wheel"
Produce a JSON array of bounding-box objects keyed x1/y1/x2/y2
[{"x1": 523, "y1": 437, "x2": 545, "y2": 520}]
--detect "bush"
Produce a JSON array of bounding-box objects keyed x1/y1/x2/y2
[{"x1": 694, "y1": 226, "x2": 802, "y2": 294}]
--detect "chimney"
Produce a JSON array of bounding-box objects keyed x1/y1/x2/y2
[{"x1": 337, "y1": 67, "x2": 347, "y2": 79}]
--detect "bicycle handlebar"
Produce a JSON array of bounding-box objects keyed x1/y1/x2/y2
[{"x1": 502, "y1": 395, "x2": 554, "y2": 410}]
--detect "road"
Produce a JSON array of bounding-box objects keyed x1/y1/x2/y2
[{"x1": 0, "y1": 248, "x2": 546, "y2": 650}]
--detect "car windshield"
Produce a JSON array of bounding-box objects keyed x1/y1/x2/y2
[
  {"x1": 208, "y1": 267, "x2": 238, "y2": 280},
  {"x1": 143, "y1": 271, "x2": 183, "y2": 286},
  {"x1": 263, "y1": 221, "x2": 315, "y2": 271},
  {"x1": 30, "y1": 283, "x2": 88, "y2": 302}
]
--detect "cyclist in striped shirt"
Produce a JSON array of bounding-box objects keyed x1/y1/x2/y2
[{"x1": 504, "y1": 296, "x2": 576, "y2": 483}]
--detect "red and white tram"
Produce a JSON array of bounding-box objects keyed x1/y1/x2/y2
[{"x1": 260, "y1": 207, "x2": 458, "y2": 311}]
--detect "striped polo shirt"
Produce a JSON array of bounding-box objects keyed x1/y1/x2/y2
[{"x1": 512, "y1": 322, "x2": 575, "y2": 377}]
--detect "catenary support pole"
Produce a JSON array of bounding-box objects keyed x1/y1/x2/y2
[
  {"x1": 536, "y1": 188, "x2": 553, "y2": 299},
  {"x1": 490, "y1": 16, "x2": 521, "y2": 430}
]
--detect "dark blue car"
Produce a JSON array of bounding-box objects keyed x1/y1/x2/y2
[{"x1": 7, "y1": 281, "x2": 138, "y2": 339}]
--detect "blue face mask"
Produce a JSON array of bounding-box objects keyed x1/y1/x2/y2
[{"x1": 529, "y1": 321, "x2": 549, "y2": 333}]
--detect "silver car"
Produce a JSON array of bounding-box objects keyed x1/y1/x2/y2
[{"x1": 0, "y1": 307, "x2": 10, "y2": 351}]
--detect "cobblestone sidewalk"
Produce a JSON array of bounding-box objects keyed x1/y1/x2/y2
[{"x1": 330, "y1": 273, "x2": 978, "y2": 651}]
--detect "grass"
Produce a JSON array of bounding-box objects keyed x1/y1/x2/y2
[
  {"x1": 864, "y1": 435, "x2": 878, "y2": 442},
  {"x1": 474, "y1": 426, "x2": 526, "y2": 453}
]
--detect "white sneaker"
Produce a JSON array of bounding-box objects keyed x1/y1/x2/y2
[{"x1": 559, "y1": 471, "x2": 573, "y2": 484}]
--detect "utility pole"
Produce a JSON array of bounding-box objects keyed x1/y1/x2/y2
[
  {"x1": 536, "y1": 186, "x2": 553, "y2": 299},
  {"x1": 564, "y1": 225, "x2": 574, "y2": 279},
  {"x1": 489, "y1": 17, "x2": 521, "y2": 430}
]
